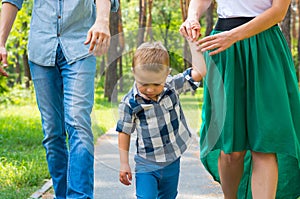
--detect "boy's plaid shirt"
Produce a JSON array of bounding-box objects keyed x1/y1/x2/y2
[{"x1": 116, "y1": 68, "x2": 200, "y2": 162}]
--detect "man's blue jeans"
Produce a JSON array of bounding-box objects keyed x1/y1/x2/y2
[
  {"x1": 29, "y1": 45, "x2": 96, "y2": 199},
  {"x1": 135, "y1": 156, "x2": 180, "y2": 199}
]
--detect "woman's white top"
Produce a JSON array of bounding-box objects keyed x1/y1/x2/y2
[{"x1": 216, "y1": 0, "x2": 272, "y2": 18}]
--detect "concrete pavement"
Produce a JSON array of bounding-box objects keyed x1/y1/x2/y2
[{"x1": 94, "y1": 129, "x2": 223, "y2": 199}]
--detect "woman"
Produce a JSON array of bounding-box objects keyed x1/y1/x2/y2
[{"x1": 180, "y1": 0, "x2": 300, "y2": 198}]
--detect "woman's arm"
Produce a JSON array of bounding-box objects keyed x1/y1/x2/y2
[
  {"x1": 118, "y1": 132, "x2": 132, "y2": 186},
  {"x1": 199, "y1": 0, "x2": 291, "y2": 55},
  {"x1": 179, "y1": 0, "x2": 212, "y2": 41},
  {"x1": 187, "y1": 0, "x2": 213, "y2": 21}
]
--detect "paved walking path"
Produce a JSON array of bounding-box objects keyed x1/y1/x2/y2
[{"x1": 94, "y1": 129, "x2": 223, "y2": 199}]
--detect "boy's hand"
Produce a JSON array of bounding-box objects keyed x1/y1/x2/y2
[
  {"x1": 0, "y1": 47, "x2": 8, "y2": 77},
  {"x1": 119, "y1": 163, "x2": 132, "y2": 186}
]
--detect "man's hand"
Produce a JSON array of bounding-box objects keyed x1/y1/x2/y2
[
  {"x1": 0, "y1": 47, "x2": 8, "y2": 77},
  {"x1": 84, "y1": 20, "x2": 111, "y2": 56}
]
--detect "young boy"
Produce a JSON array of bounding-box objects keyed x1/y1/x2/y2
[{"x1": 116, "y1": 41, "x2": 206, "y2": 199}]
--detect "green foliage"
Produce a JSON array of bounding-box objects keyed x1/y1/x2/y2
[
  {"x1": 0, "y1": 84, "x2": 35, "y2": 107},
  {"x1": 6, "y1": 1, "x2": 32, "y2": 64},
  {"x1": 2, "y1": 0, "x2": 32, "y2": 87},
  {"x1": 0, "y1": 76, "x2": 9, "y2": 94},
  {"x1": 291, "y1": 37, "x2": 300, "y2": 80}
]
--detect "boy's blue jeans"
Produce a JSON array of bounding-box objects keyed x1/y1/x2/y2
[
  {"x1": 135, "y1": 156, "x2": 180, "y2": 199},
  {"x1": 29, "y1": 45, "x2": 96, "y2": 199}
]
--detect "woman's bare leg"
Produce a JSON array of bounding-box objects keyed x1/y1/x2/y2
[
  {"x1": 218, "y1": 151, "x2": 246, "y2": 199},
  {"x1": 251, "y1": 151, "x2": 278, "y2": 199}
]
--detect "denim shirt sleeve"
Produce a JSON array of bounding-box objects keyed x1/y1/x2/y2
[
  {"x1": 110, "y1": 0, "x2": 119, "y2": 12},
  {"x1": 2, "y1": 0, "x2": 23, "y2": 10}
]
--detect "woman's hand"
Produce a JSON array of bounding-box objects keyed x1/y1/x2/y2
[
  {"x1": 197, "y1": 30, "x2": 239, "y2": 56},
  {"x1": 179, "y1": 19, "x2": 201, "y2": 41}
]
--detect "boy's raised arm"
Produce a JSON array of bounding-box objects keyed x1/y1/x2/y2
[
  {"x1": 188, "y1": 41, "x2": 207, "y2": 82},
  {"x1": 118, "y1": 132, "x2": 132, "y2": 186}
]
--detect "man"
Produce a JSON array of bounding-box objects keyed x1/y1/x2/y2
[{"x1": 0, "y1": 0, "x2": 119, "y2": 198}]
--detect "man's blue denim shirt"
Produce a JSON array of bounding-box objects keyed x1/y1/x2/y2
[{"x1": 2, "y1": 0, "x2": 119, "y2": 66}]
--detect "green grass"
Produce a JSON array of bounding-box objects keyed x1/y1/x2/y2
[
  {"x1": 0, "y1": 103, "x2": 116, "y2": 198},
  {"x1": 93, "y1": 86, "x2": 120, "y2": 136},
  {"x1": 179, "y1": 89, "x2": 203, "y2": 133},
  {"x1": 0, "y1": 105, "x2": 49, "y2": 199}
]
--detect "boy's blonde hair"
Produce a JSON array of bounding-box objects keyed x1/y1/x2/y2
[{"x1": 132, "y1": 42, "x2": 170, "y2": 73}]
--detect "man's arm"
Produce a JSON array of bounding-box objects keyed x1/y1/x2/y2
[
  {"x1": 118, "y1": 132, "x2": 132, "y2": 186},
  {"x1": 84, "y1": 0, "x2": 112, "y2": 56},
  {"x1": 0, "y1": 3, "x2": 19, "y2": 76}
]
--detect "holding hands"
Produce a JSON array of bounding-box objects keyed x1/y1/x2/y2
[
  {"x1": 180, "y1": 18, "x2": 238, "y2": 56},
  {"x1": 179, "y1": 18, "x2": 201, "y2": 42}
]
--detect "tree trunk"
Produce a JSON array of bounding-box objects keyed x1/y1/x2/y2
[
  {"x1": 205, "y1": 2, "x2": 214, "y2": 36},
  {"x1": 180, "y1": 0, "x2": 192, "y2": 70},
  {"x1": 15, "y1": 55, "x2": 21, "y2": 85},
  {"x1": 296, "y1": 0, "x2": 300, "y2": 83},
  {"x1": 118, "y1": 1, "x2": 124, "y2": 92},
  {"x1": 281, "y1": 4, "x2": 291, "y2": 48},
  {"x1": 145, "y1": 0, "x2": 153, "y2": 41},
  {"x1": 100, "y1": 56, "x2": 105, "y2": 76},
  {"x1": 292, "y1": 0, "x2": 297, "y2": 38},
  {"x1": 105, "y1": 8, "x2": 119, "y2": 102},
  {"x1": 137, "y1": 0, "x2": 147, "y2": 46},
  {"x1": 117, "y1": 62, "x2": 123, "y2": 92},
  {"x1": 23, "y1": 50, "x2": 31, "y2": 88},
  {"x1": 180, "y1": 0, "x2": 190, "y2": 21},
  {"x1": 14, "y1": 43, "x2": 21, "y2": 85}
]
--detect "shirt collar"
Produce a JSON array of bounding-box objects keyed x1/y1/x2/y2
[{"x1": 133, "y1": 82, "x2": 169, "y2": 102}]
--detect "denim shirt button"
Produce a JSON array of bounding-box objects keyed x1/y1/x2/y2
[
  {"x1": 57, "y1": 33, "x2": 61, "y2": 37},
  {"x1": 58, "y1": 15, "x2": 61, "y2": 19}
]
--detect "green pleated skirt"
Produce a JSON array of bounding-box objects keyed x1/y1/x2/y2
[{"x1": 200, "y1": 25, "x2": 300, "y2": 199}]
